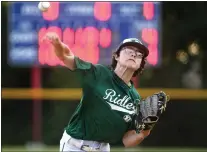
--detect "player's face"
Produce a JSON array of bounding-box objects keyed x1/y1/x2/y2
[{"x1": 117, "y1": 46, "x2": 143, "y2": 71}]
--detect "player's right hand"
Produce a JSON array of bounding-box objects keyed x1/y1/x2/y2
[
  {"x1": 43, "y1": 32, "x2": 62, "y2": 49},
  {"x1": 42, "y1": 32, "x2": 70, "y2": 59}
]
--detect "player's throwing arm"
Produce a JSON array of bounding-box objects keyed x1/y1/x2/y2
[{"x1": 43, "y1": 32, "x2": 76, "y2": 70}]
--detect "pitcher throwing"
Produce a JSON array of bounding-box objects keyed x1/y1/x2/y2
[{"x1": 43, "y1": 33, "x2": 169, "y2": 152}]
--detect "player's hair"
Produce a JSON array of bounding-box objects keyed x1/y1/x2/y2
[{"x1": 111, "y1": 49, "x2": 147, "y2": 77}]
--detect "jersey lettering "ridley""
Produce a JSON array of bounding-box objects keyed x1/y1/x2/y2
[{"x1": 103, "y1": 89, "x2": 137, "y2": 114}]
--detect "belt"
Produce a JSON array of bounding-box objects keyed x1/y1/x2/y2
[
  {"x1": 67, "y1": 134, "x2": 101, "y2": 151},
  {"x1": 80, "y1": 145, "x2": 100, "y2": 151}
]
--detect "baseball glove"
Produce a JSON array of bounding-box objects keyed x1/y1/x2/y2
[{"x1": 134, "y1": 91, "x2": 170, "y2": 131}]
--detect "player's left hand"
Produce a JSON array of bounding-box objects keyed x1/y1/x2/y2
[{"x1": 135, "y1": 91, "x2": 170, "y2": 131}]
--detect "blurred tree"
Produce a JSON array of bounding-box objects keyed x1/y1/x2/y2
[{"x1": 140, "y1": 2, "x2": 207, "y2": 88}]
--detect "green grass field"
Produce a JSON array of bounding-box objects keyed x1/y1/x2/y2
[{"x1": 2, "y1": 146, "x2": 207, "y2": 152}]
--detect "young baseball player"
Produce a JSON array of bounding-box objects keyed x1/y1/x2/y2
[{"x1": 43, "y1": 33, "x2": 169, "y2": 151}]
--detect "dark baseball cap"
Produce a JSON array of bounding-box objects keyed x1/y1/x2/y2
[{"x1": 116, "y1": 38, "x2": 149, "y2": 58}]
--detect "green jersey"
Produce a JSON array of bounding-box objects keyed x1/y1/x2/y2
[{"x1": 65, "y1": 57, "x2": 141, "y2": 144}]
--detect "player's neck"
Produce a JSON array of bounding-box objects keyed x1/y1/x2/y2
[{"x1": 114, "y1": 66, "x2": 134, "y2": 85}]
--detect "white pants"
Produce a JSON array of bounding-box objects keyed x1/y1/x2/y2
[{"x1": 60, "y1": 131, "x2": 110, "y2": 152}]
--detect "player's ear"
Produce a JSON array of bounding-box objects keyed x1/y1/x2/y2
[{"x1": 114, "y1": 53, "x2": 119, "y2": 61}]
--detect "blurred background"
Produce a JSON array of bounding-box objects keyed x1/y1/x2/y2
[{"x1": 1, "y1": 1, "x2": 207, "y2": 152}]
